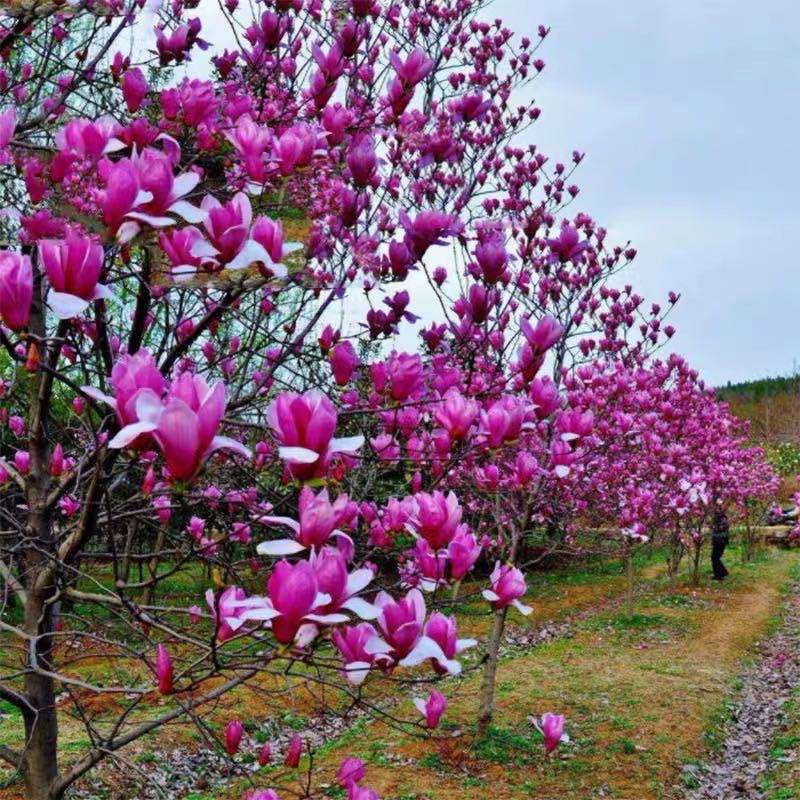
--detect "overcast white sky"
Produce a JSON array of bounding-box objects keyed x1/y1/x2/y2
[
  {"x1": 164, "y1": 0, "x2": 800, "y2": 387},
  {"x1": 496, "y1": 0, "x2": 800, "y2": 386}
]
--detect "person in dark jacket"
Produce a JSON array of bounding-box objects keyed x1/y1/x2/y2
[{"x1": 710, "y1": 507, "x2": 730, "y2": 580}]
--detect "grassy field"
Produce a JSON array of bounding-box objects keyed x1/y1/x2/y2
[{"x1": 1, "y1": 545, "x2": 797, "y2": 800}]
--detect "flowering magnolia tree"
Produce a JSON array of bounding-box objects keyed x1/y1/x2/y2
[
  {"x1": 564, "y1": 358, "x2": 778, "y2": 586},
  {"x1": 0, "y1": 1, "x2": 775, "y2": 799}
]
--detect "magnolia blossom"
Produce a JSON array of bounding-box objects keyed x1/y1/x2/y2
[
  {"x1": 117, "y1": 148, "x2": 206, "y2": 242},
  {"x1": 82, "y1": 349, "x2": 165, "y2": 440},
  {"x1": 267, "y1": 390, "x2": 364, "y2": 479},
  {"x1": 0, "y1": 108, "x2": 16, "y2": 150},
  {"x1": 534, "y1": 712, "x2": 569, "y2": 753},
  {"x1": 223, "y1": 719, "x2": 243, "y2": 755},
  {"x1": 38, "y1": 236, "x2": 112, "y2": 319},
  {"x1": 331, "y1": 622, "x2": 383, "y2": 686},
  {"x1": 406, "y1": 491, "x2": 463, "y2": 549},
  {"x1": 154, "y1": 644, "x2": 173, "y2": 694},
  {"x1": 423, "y1": 612, "x2": 476, "y2": 674},
  {"x1": 255, "y1": 486, "x2": 352, "y2": 555},
  {"x1": 413, "y1": 690, "x2": 446, "y2": 729},
  {"x1": 54, "y1": 116, "x2": 124, "y2": 159},
  {"x1": 205, "y1": 586, "x2": 277, "y2": 642},
  {"x1": 367, "y1": 589, "x2": 463, "y2": 674},
  {"x1": 482, "y1": 562, "x2": 532, "y2": 616},
  {"x1": 433, "y1": 390, "x2": 479, "y2": 440},
  {"x1": 190, "y1": 192, "x2": 289, "y2": 275},
  {"x1": 0, "y1": 251, "x2": 32, "y2": 331},
  {"x1": 266, "y1": 559, "x2": 348, "y2": 644},
  {"x1": 109, "y1": 374, "x2": 250, "y2": 480},
  {"x1": 309, "y1": 548, "x2": 378, "y2": 619}
]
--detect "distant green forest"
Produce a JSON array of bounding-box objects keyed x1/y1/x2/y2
[{"x1": 716, "y1": 373, "x2": 800, "y2": 402}]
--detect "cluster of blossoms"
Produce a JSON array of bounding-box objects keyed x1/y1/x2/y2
[{"x1": 0, "y1": 1, "x2": 775, "y2": 799}]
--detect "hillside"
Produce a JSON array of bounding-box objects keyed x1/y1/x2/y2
[{"x1": 717, "y1": 373, "x2": 800, "y2": 445}]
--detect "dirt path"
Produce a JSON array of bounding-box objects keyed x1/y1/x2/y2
[{"x1": 678, "y1": 580, "x2": 800, "y2": 800}]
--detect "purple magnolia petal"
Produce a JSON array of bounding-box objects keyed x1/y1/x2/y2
[
  {"x1": 48, "y1": 291, "x2": 89, "y2": 319},
  {"x1": 329, "y1": 435, "x2": 365, "y2": 454},
  {"x1": 108, "y1": 421, "x2": 158, "y2": 449},
  {"x1": 256, "y1": 539, "x2": 307, "y2": 556},
  {"x1": 226, "y1": 239, "x2": 272, "y2": 271},
  {"x1": 345, "y1": 567, "x2": 374, "y2": 596},
  {"x1": 342, "y1": 661, "x2": 372, "y2": 686},
  {"x1": 208, "y1": 435, "x2": 252, "y2": 460},
  {"x1": 169, "y1": 200, "x2": 206, "y2": 224},
  {"x1": 342, "y1": 597, "x2": 379, "y2": 620},
  {"x1": 124, "y1": 211, "x2": 176, "y2": 227},
  {"x1": 81, "y1": 386, "x2": 115, "y2": 406},
  {"x1": 278, "y1": 446, "x2": 320, "y2": 464}
]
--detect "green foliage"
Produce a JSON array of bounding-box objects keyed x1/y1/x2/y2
[{"x1": 765, "y1": 442, "x2": 800, "y2": 477}]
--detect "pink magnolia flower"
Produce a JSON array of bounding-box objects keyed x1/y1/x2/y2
[
  {"x1": 13, "y1": 450, "x2": 30, "y2": 474},
  {"x1": 330, "y1": 341, "x2": 359, "y2": 386},
  {"x1": 545, "y1": 223, "x2": 588, "y2": 263},
  {"x1": 0, "y1": 251, "x2": 32, "y2": 331},
  {"x1": 226, "y1": 116, "x2": 272, "y2": 183},
  {"x1": 389, "y1": 48, "x2": 435, "y2": 86},
  {"x1": 399, "y1": 209, "x2": 462, "y2": 259},
  {"x1": 38, "y1": 235, "x2": 112, "y2": 319},
  {"x1": 192, "y1": 192, "x2": 285, "y2": 275},
  {"x1": 119, "y1": 148, "x2": 206, "y2": 242},
  {"x1": 520, "y1": 315, "x2": 564, "y2": 353},
  {"x1": 223, "y1": 719, "x2": 243, "y2": 755},
  {"x1": 256, "y1": 486, "x2": 352, "y2": 555},
  {"x1": 154, "y1": 643, "x2": 173, "y2": 694},
  {"x1": 158, "y1": 226, "x2": 209, "y2": 280},
  {"x1": 205, "y1": 586, "x2": 277, "y2": 642},
  {"x1": 447, "y1": 528, "x2": 482, "y2": 580},
  {"x1": 423, "y1": 612, "x2": 476, "y2": 675},
  {"x1": 121, "y1": 68, "x2": 148, "y2": 113},
  {"x1": 247, "y1": 792, "x2": 279, "y2": 800},
  {"x1": 530, "y1": 376, "x2": 560, "y2": 419},
  {"x1": 337, "y1": 757, "x2": 365, "y2": 787},
  {"x1": 480, "y1": 395, "x2": 530, "y2": 447},
  {"x1": 0, "y1": 108, "x2": 16, "y2": 149},
  {"x1": 555, "y1": 409, "x2": 593, "y2": 442},
  {"x1": 251, "y1": 216, "x2": 299, "y2": 278},
  {"x1": 284, "y1": 733, "x2": 302, "y2": 767},
  {"x1": 54, "y1": 116, "x2": 123, "y2": 159},
  {"x1": 267, "y1": 390, "x2": 363, "y2": 480},
  {"x1": 309, "y1": 547, "x2": 377, "y2": 619},
  {"x1": 258, "y1": 743, "x2": 272, "y2": 766},
  {"x1": 407, "y1": 491, "x2": 462, "y2": 549},
  {"x1": 534, "y1": 712, "x2": 568, "y2": 753},
  {"x1": 370, "y1": 589, "x2": 460, "y2": 671},
  {"x1": 109, "y1": 374, "x2": 250, "y2": 481},
  {"x1": 433, "y1": 390, "x2": 478, "y2": 440},
  {"x1": 98, "y1": 160, "x2": 141, "y2": 237},
  {"x1": 266, "y1": 559, "x2": 347, "y2": 644},
  {"x1": 413, "y1": 690, "x2": 446, "y2": 729},
  {"x1": 331, "y1": 622, "x2": 383, "y2": 685},
  {"x1": 82, "y1": 349, "x2": 165, "y2": 435},
  {"x1": 549, "y1": 439, "x2": 577, "y2": 478},
  {"x1": 482, "y1": 562, "x2": 532, "y2": 615}
]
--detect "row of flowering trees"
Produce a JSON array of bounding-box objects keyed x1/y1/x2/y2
[{"x1": 0, "y1": 1, "x2": 776, "y2": 799}]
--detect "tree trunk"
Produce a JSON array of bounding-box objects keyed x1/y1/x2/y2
[
  {"x1": 20, "y1": 263, "x2": 62, "y2": 800},
  {"x1": 477, "y1": 607, "x2": 507, "y2": 735},
  {"x1": 22, "y1": 667, "x2": 60, "y2": 800},
  {"x1": 625, "y1": 548, "x2": 635, "y2": 618},
  {"x1": 692, "y1": 541, "x2": 702, "y2": 586}
]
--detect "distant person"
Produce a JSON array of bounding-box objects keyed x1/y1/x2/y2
[{"x1": 711, "y1": 507, "x2": 730, "y2": 581}]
